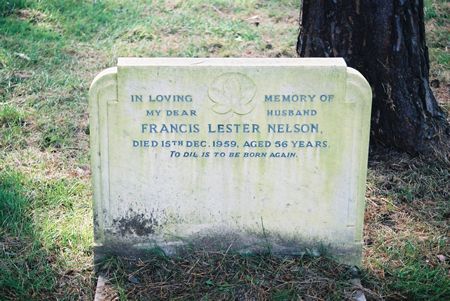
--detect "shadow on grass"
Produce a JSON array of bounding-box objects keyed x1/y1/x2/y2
[
  {"x1": 98, "y1": 251, "x2": 367, "y2": 301},
  {"x1": 364, "y1": 149, "x2": 450, "y2": 300},
  {"x1": 0, "y1": 169, "x2": 94, "y2": 300},
  {"x1": 0, "y1": 169, "x2": 56, "y2": 299}
]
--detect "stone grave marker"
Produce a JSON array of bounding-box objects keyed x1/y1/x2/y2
[{"x1": 89, "y1": 58, "x2": 371, "y2": 265}]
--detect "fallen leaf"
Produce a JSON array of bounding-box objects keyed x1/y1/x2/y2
[
  {"x1": 14, "y1": 52, "x2": 31, "y2": 61},
  {"x1": 437, "y1": 254, "x2": 446, "y2": 263}
]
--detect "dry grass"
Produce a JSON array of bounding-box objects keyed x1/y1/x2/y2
[
  {"x1": 99, "y1": 252, "x2": 375, "y2": 301},
  {"x1": 363, "y1": 149, "x2": 449, "y2": 300}
]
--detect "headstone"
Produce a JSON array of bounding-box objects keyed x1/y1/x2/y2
[{"x1": 89, "y1": 58, "x2": 371, "y2": 265}]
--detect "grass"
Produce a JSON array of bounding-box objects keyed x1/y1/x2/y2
[
  {"x1": 425, "y1": 0, "x2": 450, "y2": 87},
  {"x1": 0, "y1": 167, "x2": 93, "y2": 299},
  {"x1": 363, "y1": 151, "x2": 449, "y2": 300},
  {"x1": 97, "y1": 252, "x2": 362, "y2": 300},
  {"x1": 0, "y1": 0, "x2": 449, "y2": 300}
]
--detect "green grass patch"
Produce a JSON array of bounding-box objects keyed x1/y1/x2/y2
[
  {"x1": 424, "y1": 0, "x2": 438, "y2": 20},
  {"x1": 0, "y1": 170, "x2": 57, "y2": 299},
  {"x1": 0, "y1": 105, "x2": 24, "y2": 127},
  {"x1": 0, "y1": 168, "x2": 94, "y2": 300},
  {"x1": 391, "y1": 262, "x2": 449, "y2": 300},
  {"x1": 0, "y1": 105, "x2": 27, "y2": 150},
  {"x1": 0, "y1": 0, "x2": 28, "y2": 17},
  {"x1": 430, "y1": 48, "x2": 450, "y2": 69},
  {"x1": 0, "y1": 170, "x2": 29, "y2": 235}
]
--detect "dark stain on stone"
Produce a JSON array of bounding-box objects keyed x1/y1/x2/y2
[
  {"x1": 93, "y1": 213, "x2": 98, "y2": 226},
  {"x1": 113, "y1": 209, "x2": 159, "y2": 236}
]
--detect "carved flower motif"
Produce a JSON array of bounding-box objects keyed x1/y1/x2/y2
[{"x1": 208, "y1": 73, "x2": 256, "y2": 115}]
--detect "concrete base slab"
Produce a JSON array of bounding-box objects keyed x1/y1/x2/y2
[{"x1": 94, "y1": 275, "x2": 117, "y2": 301}]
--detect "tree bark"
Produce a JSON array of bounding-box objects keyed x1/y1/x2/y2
[{"x1": 297, "y1": 0, "x2": 448, "y2": 154}]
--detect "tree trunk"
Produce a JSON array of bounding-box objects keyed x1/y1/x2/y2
[{"x1": 297, "y1": 0, "x2": 448, "y2": 154}]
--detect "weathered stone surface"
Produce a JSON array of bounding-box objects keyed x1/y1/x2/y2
[{"x1": 89, "y1": 58, "x2": 372, "y2": 265}]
